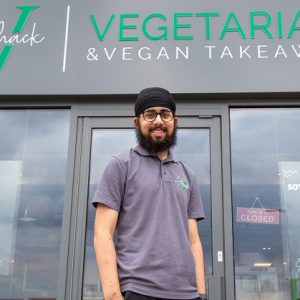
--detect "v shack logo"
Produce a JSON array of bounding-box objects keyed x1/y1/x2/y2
[{"x1": 0, "y1": 5, "x2": 45, "y2": 71}]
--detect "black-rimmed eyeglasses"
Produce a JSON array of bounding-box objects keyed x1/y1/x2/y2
[{"x1": 141, "y1": 109, "x2": 174, "y2": 122}]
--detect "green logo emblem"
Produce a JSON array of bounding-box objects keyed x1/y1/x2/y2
[
  {"x1": 0, "y1": 5, "x2": 40, "y2": 71},
  {"x1": 175, "y1": 176, "x2": 189, "y2": 191}
]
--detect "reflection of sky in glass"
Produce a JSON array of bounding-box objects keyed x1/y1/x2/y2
[
  {"x1": 89, "y1": 130, "x2": 137, "y2": 184},
  {"x1": 0, "y1": 161, "x2": 22, "y2": 276},
  {"x1": 0, "y1": 110, "x2": 70, "y2": 299},
  {"x1": 83, "y1": 128, "x2": 212, "y2": 299},
  {"x1": 174, "y1": 129, "x2": 210, "y2": 184},
  {"x1": 231, "y1": 108, "x2": 300, "y2": 300}
]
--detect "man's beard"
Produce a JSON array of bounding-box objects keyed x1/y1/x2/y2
[{"x1": 136, "y1": 123, "x2": 177, "y2": 154}]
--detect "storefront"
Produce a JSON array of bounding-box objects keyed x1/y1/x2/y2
[{"x1": 1, "y1": 1, "x2": 300, "y2": 300}]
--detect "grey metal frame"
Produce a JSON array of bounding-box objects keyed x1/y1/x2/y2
[{"x1": 66, "y1": 114, "x2": 225, "y2": 300}]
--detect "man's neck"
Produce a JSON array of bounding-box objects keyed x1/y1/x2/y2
[{"x1": 156, "y1": 150, "x2": 168, "y2": 161}]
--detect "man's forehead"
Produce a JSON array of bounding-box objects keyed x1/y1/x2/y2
[{"x1": 144, "y1": 106, "x2": 171, "y2": 112}]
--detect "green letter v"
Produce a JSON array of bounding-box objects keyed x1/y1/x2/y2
[{"x1": 90, "y1": 14, "x2": 115, "y2": 41}]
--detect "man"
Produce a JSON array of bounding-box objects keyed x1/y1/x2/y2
[{"x1": 93, "y1": 87, "x2": 207, "y2": 300}]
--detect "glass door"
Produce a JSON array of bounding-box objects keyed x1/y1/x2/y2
[{"x1": 71, "y1": 116, "x2": 224, "y2": 300}]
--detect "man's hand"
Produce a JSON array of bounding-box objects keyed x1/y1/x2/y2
[
  {"x1": 104, "y1": 290, "x2": 123, "y2": 300},
  {"x1": 199, "y1": 293, "x2": 207, "y2": 300}
]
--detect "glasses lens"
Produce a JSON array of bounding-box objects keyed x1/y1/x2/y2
[
  {"x1": 161, "y1": 110, "x2": 173, "y2": 121},
  {"x1": 143, "y1": 111, "x2": 156, "y2": 121}
]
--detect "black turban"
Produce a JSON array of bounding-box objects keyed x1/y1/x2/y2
[{"x1": 135, "y1": 87, "x2": 176, "y2": 117}]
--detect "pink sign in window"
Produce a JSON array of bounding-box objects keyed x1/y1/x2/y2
[{"x1": 237, "y1": 207, "x2": 280, "y2": 225}]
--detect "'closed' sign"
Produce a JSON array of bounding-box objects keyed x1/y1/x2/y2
[{"x1": 237, "y1": 207, "x2": 280, "y2": 225}]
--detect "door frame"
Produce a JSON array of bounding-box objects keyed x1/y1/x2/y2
[{"x1": 65, "y1": 111, "x2": 230, "y2": 300}]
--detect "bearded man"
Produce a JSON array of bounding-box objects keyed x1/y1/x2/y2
[{"x1": 93, "y1": 87, "x2": 207, "y2": 300}]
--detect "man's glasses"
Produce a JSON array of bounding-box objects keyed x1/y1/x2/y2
[{"x1": 141, "y1": 109, "x2": 174, "y2": 122}]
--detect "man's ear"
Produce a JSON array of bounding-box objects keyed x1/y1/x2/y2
[
  {"x1": 134, "y1": 117, "x2": 139, "y2": 128},
  {"x1": 174, "y1": 116, "x2": 179, "y2": 127}
]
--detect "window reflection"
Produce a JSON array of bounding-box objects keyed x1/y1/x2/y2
[
  {"x1": 82, "y1": 128, "x2": 212, "y2": 299},
  {"x1": 0, "y1": 110, "x2": 70, "y2": 300},
  {"x1": 83, "y1": 130, "x2": 136, "y2": 300},
  {"x1": 173, "y1": 129, "x2": 212, "y2": 277},
  {"x1": 231, "y1": 108, "x2": 300, "y2": 300}
]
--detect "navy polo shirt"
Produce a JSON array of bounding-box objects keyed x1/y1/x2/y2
[{"x1": 93, "y1": 144, "x2": 205, "y2": 299}]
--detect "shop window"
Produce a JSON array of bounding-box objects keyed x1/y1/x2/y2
[
  {"x1": 230, "y1": 108, "x2": 300, "y2": 300},
  {"x1": 0, "y1": 110, "x2": 70, "y2": 300}
]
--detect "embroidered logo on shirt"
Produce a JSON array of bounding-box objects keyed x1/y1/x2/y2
[{"x1": 175, "y1": 176, "x2": 189, "y2": 191}]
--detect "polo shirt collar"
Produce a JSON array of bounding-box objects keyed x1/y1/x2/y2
[{"x1": 133, "y1": 144, "x2": 177, "y2": 163}]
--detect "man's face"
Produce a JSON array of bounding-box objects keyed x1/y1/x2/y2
[{"x1": 134, "y1": 106, "x2": 178, "y2": 153}]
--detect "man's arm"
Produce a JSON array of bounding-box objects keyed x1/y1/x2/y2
[
  {"x1": 94, "y1": 203, "x2": 123, "y2": 300},
  {"x1": 188, "y1": 219, "x2": 206, "y2": 295}
]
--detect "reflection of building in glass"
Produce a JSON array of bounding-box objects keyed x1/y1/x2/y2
[
  {"x1": 0, "y1": 110, "x2": 70, "y2": 299},
  {"x1": 231, "y1": 109, "x2": 300, "y2": 299},
  {"x1": 280, "y1": 161, "x2": 300, "y2": 300}
]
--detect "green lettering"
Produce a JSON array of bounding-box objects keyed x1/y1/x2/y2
[
  {"x1": 13, "y1": 5, "x2": 40, "y2": 33},
  {"x1": 142, "y1": 13, "x2": 168, "y2": 40},
  {"x1": 119, "y1": 14, "x2": 139, "y2": 41},
  {"x1": 250, "y1": 11, "x2": 273, "y2": 39},
  {"x1": 195, "y1": 12, "x2": 220, "y2": 40},
  {"x1": 173, "y1": 13, "x2": 194, "y2": 40},
  {"x1": 220, "y1": 12, "x2": 246, "y2": 39},
  {"x1": 277, "y1": 11, "x2": 283, "y2": 39},
  {"x1": 0, "y1": 45, "x2": 14, "y2": 71},
  {"x1": 90, "y1": 14, "x2": 115, "y2": 41},
  {"x1": 288, "y1": 11, "x2": 300, "y2": 38}
]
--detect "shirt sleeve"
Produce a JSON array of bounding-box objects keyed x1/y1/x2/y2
[
  {"x1": 92, "y1": 156, "x2": 126, "y2": 212},
  {"x1": 187, "y1": 174, "x2": 205, "y2": 221}
]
